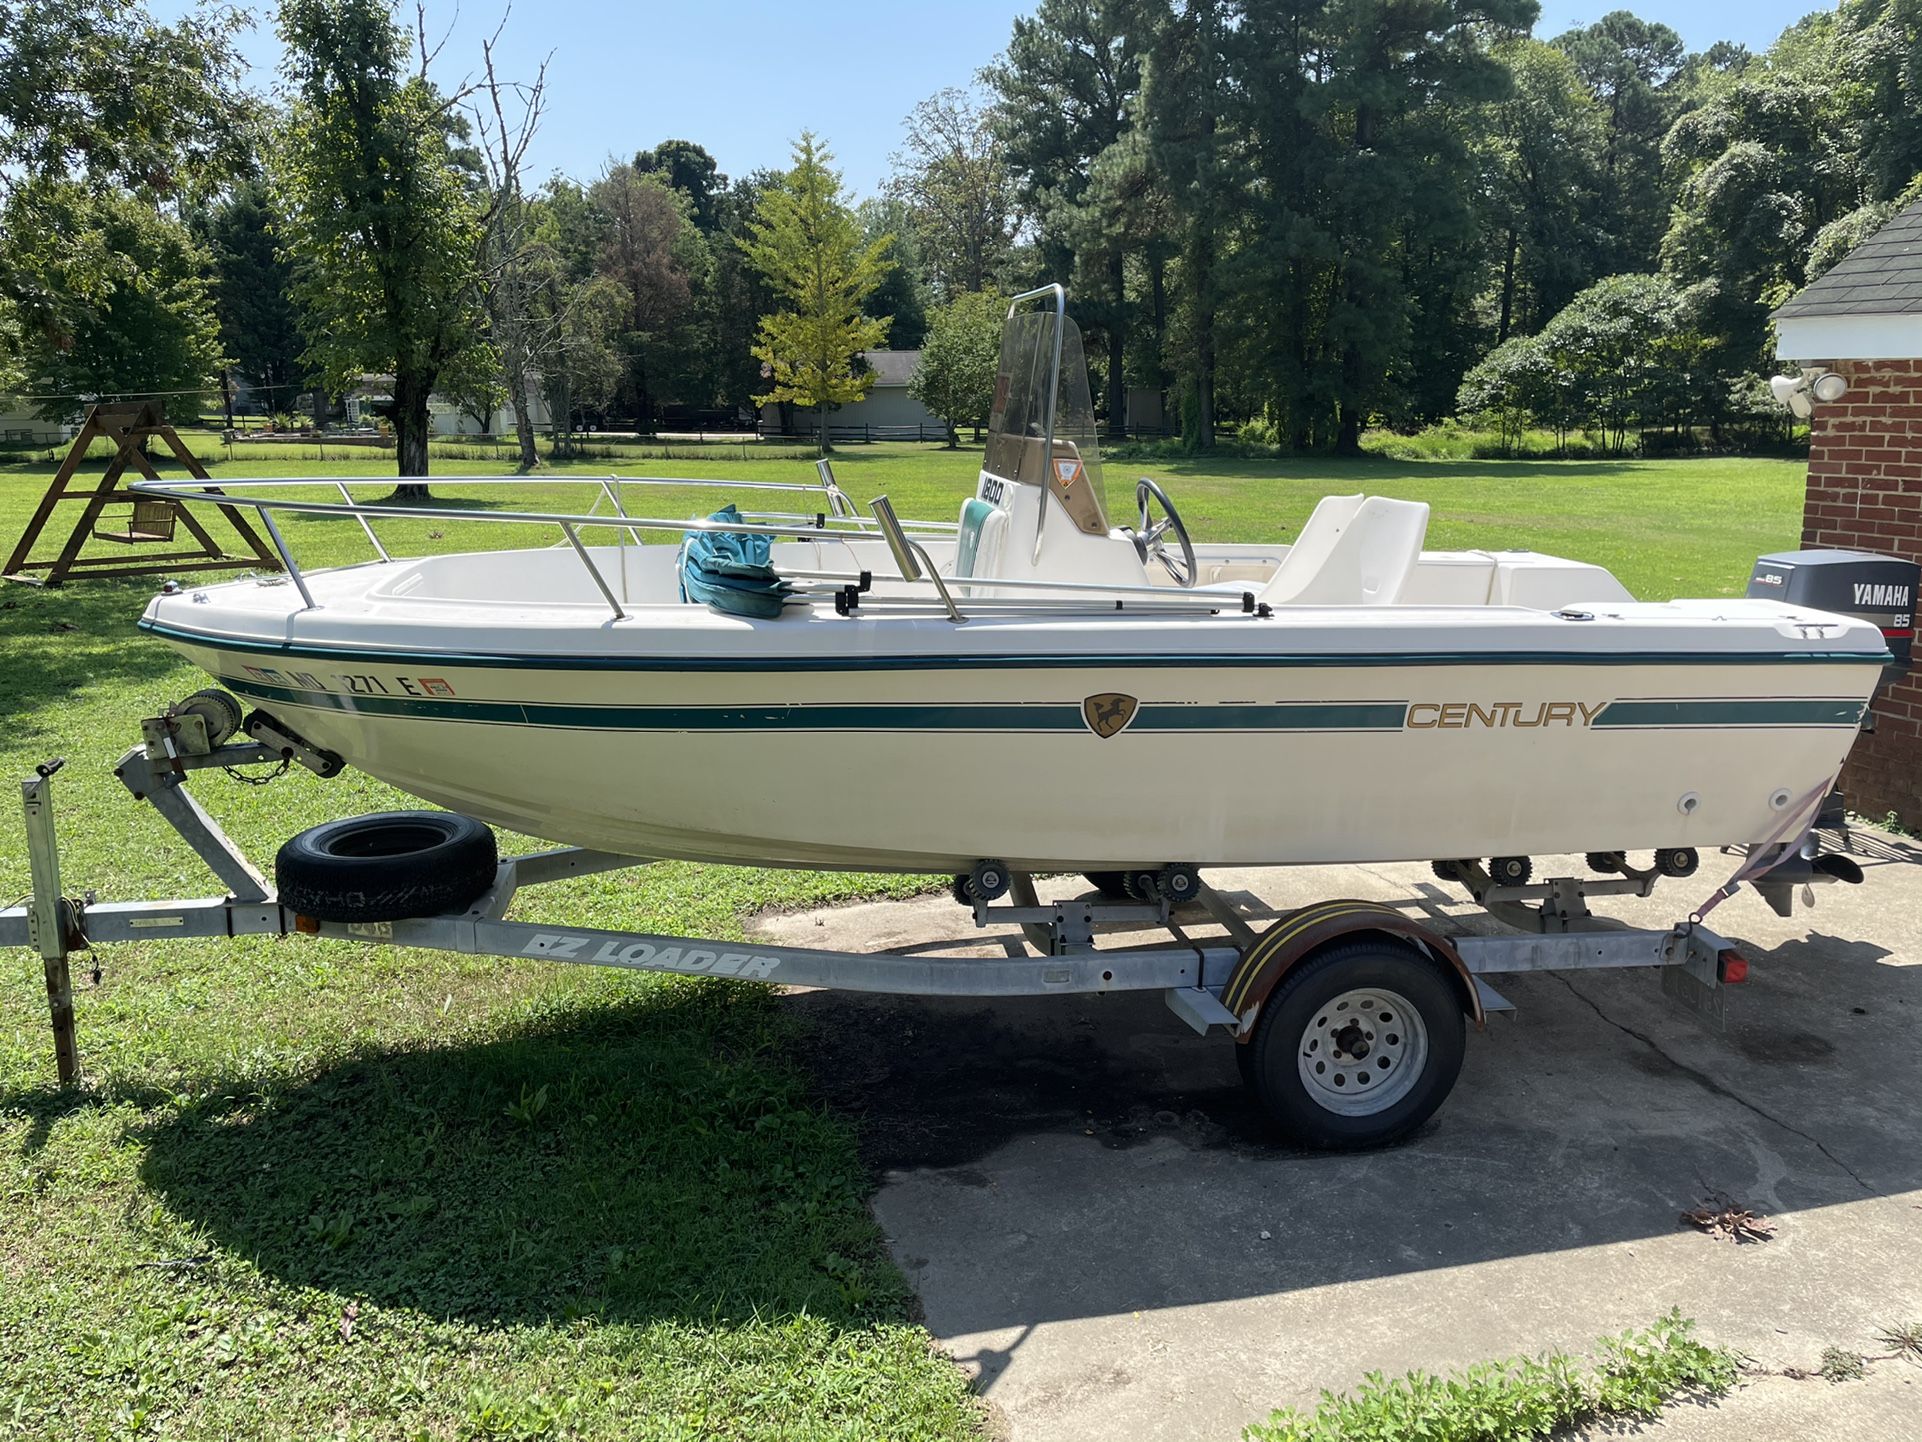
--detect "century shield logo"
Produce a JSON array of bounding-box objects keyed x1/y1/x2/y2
[{"x1": 1083, "y1": 692, "x2": 1139, "y2": 738}]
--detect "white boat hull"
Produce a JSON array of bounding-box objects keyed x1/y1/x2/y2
[{"x1": 142, "y1": 558, "x2": 1883, "y2": 873}]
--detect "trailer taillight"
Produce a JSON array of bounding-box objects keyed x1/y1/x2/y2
[{"x1": 1717, "y1": 950, "x2": 1749, "y2": 984}]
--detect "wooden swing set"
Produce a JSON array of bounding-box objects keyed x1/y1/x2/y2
[{"x1": 3, "y1": 402, "x2": 281, "y2": 586}]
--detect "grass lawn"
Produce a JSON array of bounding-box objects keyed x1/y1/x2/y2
[
  {"x1": 3, "y1": 433, "x2": 1807, "y2": 598},
  {"x1": 0, "y1": 439, "x2": 1807, "y2": 1440}
]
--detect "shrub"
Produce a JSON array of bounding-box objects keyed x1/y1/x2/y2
[{"x1": 1236, "y1": 415, "x2": 1282, "y2": 448}]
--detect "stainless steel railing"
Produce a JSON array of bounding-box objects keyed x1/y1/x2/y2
[{"x1": 130, "y1": 473, "x2": 1247, "y2": 624}]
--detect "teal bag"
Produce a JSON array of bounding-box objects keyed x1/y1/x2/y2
[{"x1": 679, "y1": 505, "x2": 792, "y2": 619}]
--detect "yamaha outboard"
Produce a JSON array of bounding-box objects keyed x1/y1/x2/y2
[{"x1": 1748, "y1": 549, "x2": 1917, "y2": 681}]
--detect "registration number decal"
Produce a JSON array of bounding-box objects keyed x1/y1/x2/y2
[{"x1": 243, "y1": 663, "x2": 457, "y2": 700}]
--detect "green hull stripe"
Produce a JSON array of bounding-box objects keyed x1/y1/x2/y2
[
  {"x1": 141, "y1": 618, "x2": 1891, "y2": 675},
  {"x1": 229, "y1": 681, "x2": 1082, "y2": 732},
  {"x1": 1594, "y1": 698, "x2": 1868, "y2": 728},
  {"x1": 225, "y1": 679, "x2": 1866, "y2": 736},
  {"x1": 1132, "y1": 702, "x2": 1409, "y2": 732},
  {"x1": 226, "y1": 679, "x2": 1409, "y2": 734}
]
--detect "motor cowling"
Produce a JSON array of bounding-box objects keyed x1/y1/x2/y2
[{"x1": 1748, "y1": 549, "x2": 1918, "y2": 680}]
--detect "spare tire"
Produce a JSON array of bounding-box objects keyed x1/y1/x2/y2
[{"x1": 276, "y1": 811, "x2": 497, "y2": 922}]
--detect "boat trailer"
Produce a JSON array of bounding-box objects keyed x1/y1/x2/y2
[{"x1": 2, "y1": 703, "x2": 1787, "y2": 1149}]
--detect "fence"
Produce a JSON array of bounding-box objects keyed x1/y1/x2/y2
[
  {"x1": 756, "y1": 421, "x2": 959, "y2": 444},
  {"x1": 2, "y1": 410, "x2": 1185, "y2": 457}
]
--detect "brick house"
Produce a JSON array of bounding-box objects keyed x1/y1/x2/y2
[{"x1": 1772, "y1": 200, "x2": 1922, "y2": 825}]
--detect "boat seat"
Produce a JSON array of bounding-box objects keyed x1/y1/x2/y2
[
  {"x1": 954, "y1": 497, "x2": 1008, "y2": 582},
  {"x1": 1257, "y1": 494, "x2": 1430, "y2": 607}
]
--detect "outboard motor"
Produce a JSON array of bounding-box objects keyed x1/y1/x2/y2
[
  {"x1": 1745, "y1": 548, "x2": 1919, "y2": 909},
  {"x1": 1748, "y1": 549, "x2": 1918, "y2": 684},
  {"x1": 1749, "y1": 840, "x2": 1867, "y2": 918}
]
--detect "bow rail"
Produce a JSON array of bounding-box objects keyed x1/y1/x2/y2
[{"x1": 127, "y1": 471, "x2": 1249, "y2": 623}]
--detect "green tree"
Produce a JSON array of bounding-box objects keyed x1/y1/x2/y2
[
  {"x1": 910, "y1": 290, "x2": 1005, "y2": 445},
  {"x1": 532, "y1": 175, "x2": 608, "y2": 283},
  {"x1": 1549, "y1": 272, "x2": 1685, "y2": 453},
  {"x1": 1842, "y1": 0, "x2": 1922, "y2": 198},
  {"x1": 886, "y1": 88, "x2": 1020, "y2": 299},
  {"x1": 196, "y1": 179, "x2": 308, "y2": 400},
  {"x1": 272, "y1": 0, "x2": 495, "y2": 490},
  {"x1": 1660, "y1": 42, "x2": 1864, "y2": 412},
  {"x1": 859, "y1": 197, "x2": 930, "y2": 348},
  {"x1": 1458, "y1": 330, "x2": 1557, "y2": 451},
  {"x1": 0, "y1": 293, "x2": 23, "y2": 394},
  {"x1": 4, "y1": 181, "x2": 221, "y2": 420},
  {"x1": 1806, "y1": 175, "x2": 1922, "y2": 282},
  {"x1": 1085, "y1": 130, "x2": 1178, "y2": 421},
  {"x1": 1652, "y1": 0, "x2": 1922, "y2": 427},
  {"x1": 537, "y1": 276, "x2": 626, "y2": 453},
  {"x1": 0, "y1": 0, "x2": 252, "y2": 197},
  {"x1": 628, "y1": 147, "x2": 781, "y2": 419},
  {"x1": 509, "y1": 184, "x2": 626, "y2": 450},
  {"x1": 741, "y1": 133, "x2": 892, "y2": 454},
  {"x1": 439, "y1": 361, "x2": 508, "y2": 434},
  {"x1": 1458, "y1": 272, "x2": 1698, "y2": 454},
  {"x1": 636, "y1": 139, "x2": 725, "y2": 233},
  {"x1": 1143, "y1": 0, "x2": 1233, "y2": 448},
  {"x1": 1480, "y1": 40, "x2": 1607, "y2": 342},
  {"x1": 988, "y1": 0, "x2": 1148, "y2": 431},
  {"x1": 1234, "y1": 0, "x2": 1535, "y2": 453},
  {"x1": 588, "y1": 163, "x2": 709, "y2": 428},
  {"x1": 0, "y1": 0, "x2": 251, "y2": 416},
  {"x1": 705, "y1": 169, "x2": 784, "y2": 416},
  {"x1": 1552, "y1": 10, "x2": 1690, "y2": 273},
  {"x1": 1226, "y1": 0, "x2": 1330, "y2": 450}
]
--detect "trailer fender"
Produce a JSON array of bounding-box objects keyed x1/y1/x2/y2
[{"x1": 1222, "y1": 899, "x2": 1483, "y2": 1039}]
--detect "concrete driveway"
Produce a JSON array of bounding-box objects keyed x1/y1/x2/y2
[{"x1": 757, "y1": 835, "x2": 1922, "y2": 1441}]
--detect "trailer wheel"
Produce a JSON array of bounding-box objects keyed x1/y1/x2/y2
[
  {"x1": 275, "y1": 811, "x2": 497, "y2": 922},
  {"x1": 1083, "y1": 871, "x2": 1131, "y2": 898},
  {"x1": 1241, "y1": 937, "x2": 1465, "y2": 1150}
]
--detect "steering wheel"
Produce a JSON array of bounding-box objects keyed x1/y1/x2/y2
[{"x1": 1132, "y1": 476, "x2": 1197, "y2": 588}]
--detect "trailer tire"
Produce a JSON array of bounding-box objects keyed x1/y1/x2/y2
[
  {"x1": 1242, "y1": 937, "x2": 1465, "y2": 1150},
  {"x1": 276, "y1": 811, "x2": 497, "y2": 922}
]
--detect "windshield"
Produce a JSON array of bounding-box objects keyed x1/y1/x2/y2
[{"x1": 983, "y1": 307, "x2": 1109, "y2": 535}]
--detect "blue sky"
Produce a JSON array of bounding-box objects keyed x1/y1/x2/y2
[{"x1": 190, "y1": 0, "x2": 1834, "y2": 199}]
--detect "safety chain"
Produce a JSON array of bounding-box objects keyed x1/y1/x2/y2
[{"x1": 223, "y1": 756, "x2": 290, "y2": 786}]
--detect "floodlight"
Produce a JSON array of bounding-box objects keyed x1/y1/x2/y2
[{"x1": 1811, "y1": 371, "x2": 1849, "y2": 403}]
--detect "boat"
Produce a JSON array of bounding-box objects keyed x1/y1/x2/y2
[{"x1": 133, "y1": 285, "x2": 1896, "y2": 879}]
